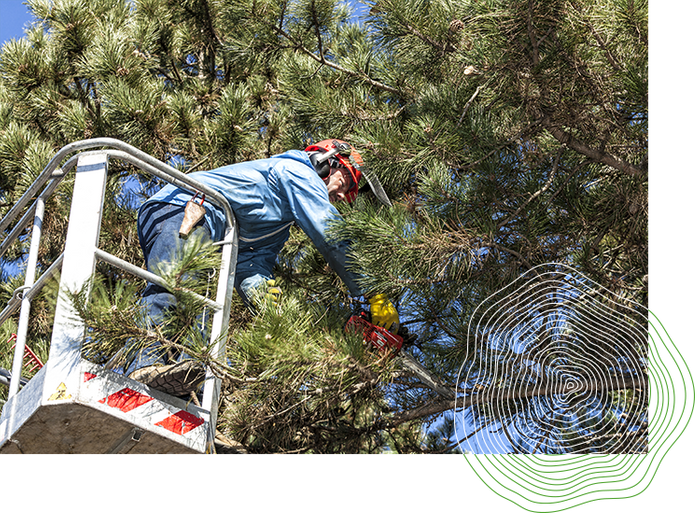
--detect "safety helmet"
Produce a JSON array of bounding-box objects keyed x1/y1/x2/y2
[{"x1": 305, "y1": 139, "x2": 363, "y2": 203}]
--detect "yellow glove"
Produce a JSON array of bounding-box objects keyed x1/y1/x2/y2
[
  {"x1": 369, "y1": 293, "x2": 400, "y2": 333},
  {"x1": 265, "y1": 279, "x2": 282, "y2": 303}
]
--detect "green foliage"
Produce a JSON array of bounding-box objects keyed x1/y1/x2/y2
[
  {"x1": 220, "y1": 288, "x2": 391, "y2": 453},
  {"x1": 72, "y1": 231, "x2": 221, "y2": 370}
]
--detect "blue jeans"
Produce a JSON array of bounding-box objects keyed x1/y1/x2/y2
[{"x1": 121, "y1": 202, "x2": 213, "y2": 375}]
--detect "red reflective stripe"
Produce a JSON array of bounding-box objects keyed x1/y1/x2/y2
[
  {"x1": 99, "y1": 388, "x2": 153, "y2": 413},
  {"x1": 84, "y1": 372, "x2": 97, "y2": 382},
  {"x1": 155, "y1": 410, "x2": 204, "y2": 435}
]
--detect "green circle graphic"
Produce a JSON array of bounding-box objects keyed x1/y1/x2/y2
[{"x1": 462, "y1": 310, "x2": 697, "y2": 512}]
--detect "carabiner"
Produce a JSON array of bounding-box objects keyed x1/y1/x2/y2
[{"x1": 191, "y1": 192, "x2": 206, "y2": 206}]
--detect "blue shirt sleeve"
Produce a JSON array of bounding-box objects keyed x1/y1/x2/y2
[{"x1": 274, "y1": 159, "x2": 365, "y2": 297}]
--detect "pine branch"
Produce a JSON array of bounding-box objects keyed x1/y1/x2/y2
[
  {"x1": 497, "y1": 377, "x2": 648, "y2": 405},
  {"x1": 259, "y1": 18, "x2": 401, "y2": 95},
  {"x1": 526, "y1": 0, "x2": 541, "y2": 67},
  {"x1": 542, "y1": 113, "x2": 644, "y2": 176},
  {"x1": 386, "y1": 398, "x2": 454, "y2": 427},
  {"x1": 482, "y1": 242, "x2": 533, "y2": 270},
  {"x1": 399, "y1": 19, "x2": 456, "y2": 56},
  {"x1": 457, "y1": 119, "x2": 544, "y2": 171},
  {"x1": 496, "y1": 148, "x2": 562, "y2": 231}
]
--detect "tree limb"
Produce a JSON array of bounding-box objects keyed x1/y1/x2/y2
[
  {"x1": 496, "y1": 148, "x2": 562, "y2": 231},
  {"x1": 542, "y1": 114, "x2": 644, "y2": 176},
  {"x1": 387, "y1": 398, "x2": 455, "y2": 427},
  {"x1": 527, "y1": 0, "x2": 540, "y2": 66},
  {"x1": 482, "y1": 242, "x2": 533, "y2": 270},
  {"x1": 386, "y1": 374, "x2": 646, "y2": 428},
  {"x1": 469, "y1": 375, "x2": 647, "y2": 406}
]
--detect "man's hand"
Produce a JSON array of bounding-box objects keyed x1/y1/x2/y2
[{"x1": 369, "y1": 293, "x2": 400, "y2": 333}]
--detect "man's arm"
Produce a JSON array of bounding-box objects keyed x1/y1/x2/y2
[{"x1": 277, "y1": 160, "x2": 364, "y2": 297}]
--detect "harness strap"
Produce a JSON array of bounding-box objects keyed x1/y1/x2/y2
[{"x1": 239, "y1": 221, "x2": 294, "y2": 243}]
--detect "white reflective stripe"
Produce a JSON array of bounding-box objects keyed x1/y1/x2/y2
[{"x1": 239, "y1": 221, "x2": 294, "y2": 243}]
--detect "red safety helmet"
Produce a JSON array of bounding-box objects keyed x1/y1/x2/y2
[{"x1": 305, "y1": 139, "x2": 363, "y2": 203}]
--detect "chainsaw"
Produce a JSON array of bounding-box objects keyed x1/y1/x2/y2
[
  {"x1": 345, "y1": 310, "x2": 403, "y2": 354},
  {"x1": 345, "y1": 310, "x2": 454, "y2": 399}
]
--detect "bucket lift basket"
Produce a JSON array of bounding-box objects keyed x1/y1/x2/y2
[{"x1": 0, "y1": 139, "x2": 238, "y2": 453}]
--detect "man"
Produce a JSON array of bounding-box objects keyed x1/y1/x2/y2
[{"x1": 126, "y1": 139, "x2": 399, "y2": 396}]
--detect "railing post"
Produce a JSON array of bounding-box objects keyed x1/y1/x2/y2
[
  {"x1": 200, "y1": 225, "x2": 238, "y2": 437},
  {"x1": 43, "y1": 152, "x2": 108, "y2": 398},
  {"x1": 8, "y1": 195, "x2": 46, "y2": 399}
]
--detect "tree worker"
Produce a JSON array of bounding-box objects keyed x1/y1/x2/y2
[{"x1": 124, "y1": 139, "x2": 400, "y2": 396}]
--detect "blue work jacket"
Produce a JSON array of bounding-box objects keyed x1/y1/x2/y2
[{"x1": 139, "y1": 150, "x2": 363, "y2": 300}]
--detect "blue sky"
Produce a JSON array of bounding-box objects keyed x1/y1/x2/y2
[{"x1": 0, "y1": 0, "x2": 33, "y2": 45}]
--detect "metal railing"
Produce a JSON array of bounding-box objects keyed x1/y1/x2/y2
[{"x1": 0, "y1": 138, "x2": 238, "y2": 419}]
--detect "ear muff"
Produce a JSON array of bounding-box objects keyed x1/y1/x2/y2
[
  {"x1": 305, "y1": 139, "x2": 362, "y2": 202},
  {"x1": 308, "y1": 151, "x2": 332, "y2": 179}
]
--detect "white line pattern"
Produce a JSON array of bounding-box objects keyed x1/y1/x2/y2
[{"x1": 453, "y1": 263, "x2": 694, "y2": 511}]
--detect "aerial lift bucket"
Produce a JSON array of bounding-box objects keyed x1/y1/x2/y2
[{"x1": 0, "y1": 141, "x2": 238, "y2": 453}]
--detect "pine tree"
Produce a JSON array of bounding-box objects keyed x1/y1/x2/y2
[{"x1": 0, "y1": 0, "x2": 647, "y2": 453}]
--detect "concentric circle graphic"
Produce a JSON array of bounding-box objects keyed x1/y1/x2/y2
[{"x1": 455, "y1": 264, "x2": 649, "y2": 455}]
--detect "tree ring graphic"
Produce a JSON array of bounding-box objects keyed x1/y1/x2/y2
[{"x1": 454, "y1": 263, "x2": 694, "y2": 511}]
